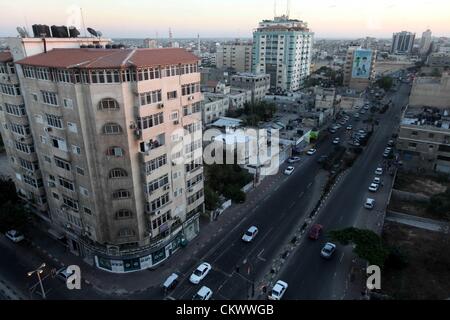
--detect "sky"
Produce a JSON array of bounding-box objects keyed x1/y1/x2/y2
[{"x1": 0, "y1": 0, "x2": 449, "y2": 39}]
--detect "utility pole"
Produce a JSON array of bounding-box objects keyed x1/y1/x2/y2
[{"x1": 28, "y1": 263, "x2": 46, "y2": 299}]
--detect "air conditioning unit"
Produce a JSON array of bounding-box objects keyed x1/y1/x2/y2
[
  {"x1": 134, "y1": 128, "x2": 141, "y2": 139},
  {"x1": 187, "y1": 96, "x2": 194, "y2": 101},
  {"x1": 188, "y1": 188, "x2": 193, "y2": 193},
  {"x1": 47, "y1": 181, "x2": 56, "y2": 188},
  {"x1": 157, "y1": 103, "x2": 164, "y2": 109},
  {"x1": 163, "y1": 185, "x2": 170, "y2": 191},
  {"x1": 44, "y1": 127, "x2": 52, "y2": 133},
  {"x1": 129, "y1": 122, "x2": 136, "y2": 129},
  {"x1": 173, "y1": 120, "x2": 179, "y2": 125}
]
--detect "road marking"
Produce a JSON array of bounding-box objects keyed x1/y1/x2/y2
[
  {"x1": 340, "y1": 252, "x2": 345, "y2": 263},
  {"x1": 307, "y1": 182, "x2": 313, "y2": 189},
  {"x1": 298, "y1": 191, "x2": 304, "y2": 198}
]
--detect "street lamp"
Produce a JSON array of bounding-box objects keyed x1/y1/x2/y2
[{"x1": 28, "y1": 263, "x2": 46, "y2": 299}]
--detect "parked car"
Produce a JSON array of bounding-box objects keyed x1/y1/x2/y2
[
  {"x1": 387, "y1": 139, "x2": 395, "y2": 147},
  {"x1": 162, "y1": 273, "x2": 179, "y2": 292},
  {"x1": 56, "y1": 267, "x2": 75, "y2": 282},
  {"x1": 373, "y1": 177, "x2": 381, "y2": 184},
  {"x1": 320, "y1": 242, "x2": 336, "y2": 259},
  {"x1": 364, "y1": 198, "x2": 375, "y2": 209},
  {"x1": 368, "y1": 183, "x2": 379, "y2": 192},
  {"x1": 333, "y1": 137, "x2": 340, "y2": 145},
  {"x1": 375, "y1": 167, "x2": 383, "y2": 175},
  {"x1": 346, "y1": 125, "x2": 353, "y2": 130},
  {"x1": 306, "y1": 148, "x2": 317, "y2": 155},
  {"x1": 268, "y1": 280, "x2": 288, "y2": 300},
  {"x1": 284, "y1": 166, "x2": 295, "y2": 175},
  {"x1": 192, "y1": 286, "x2": 212, "y2": 300},
  {"x1": 308, "y1": 224, "x2": 323, "y2": 240},
  {"x1": 5, "y1": 230, "x2": 24, "y2": 243},
  {"x1": 189, "y1": 262, "x2": 212, "y2": 284},
  {"x1": 287, "y1": 156, "x2": 301, "y2": 164},
  {"x1": 242, "y1": 226, "x2": 259, "y2": 242}
]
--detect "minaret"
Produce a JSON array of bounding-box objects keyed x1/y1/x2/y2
[{"x1": 197, "y1": 33, "x2": 201, "y2": 56}]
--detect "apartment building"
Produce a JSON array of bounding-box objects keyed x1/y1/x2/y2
[
  {"x1": 391, "y1": 31, "x2": 416, "y2": 55},
  {"x1": 216, "y1": 41, "x2": 253, "y2": 73},
  {"x1": 252, "y1": 15, "x2": 313, "y2": 92},
  {"x1": 8, "y1": 47, "x2": 204, "y2": 273},
  {"x1": 409, "y1": 74, "x2": 450, "y2": 108},
  {"x1": 397, "y1": 106, "x2": 450, "y2": 173},
  {"x1": 343, "y1": 47, "x2": 377, "y2": 91},
  {"x1": 230, "y1": 73, "x2": 270, "y2": 103},
  {"x1": 202, "y1": 93, "x2": 230, "y2": 125}
]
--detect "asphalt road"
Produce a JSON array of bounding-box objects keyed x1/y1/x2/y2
[{"x1": 280, "y1": 83, "x2": 411, "y2": 300}]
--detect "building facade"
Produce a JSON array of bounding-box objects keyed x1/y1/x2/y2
[
  {"x1": 202, "y1": 93, "x2": 230, "y2": 125},
  {"x1": 230, "y1": 73, "x2": 270, "y2": 103},
  {"x1": 6, "y1": 47, "x2": 204, "y2": 273},
  {"x1": 215, "y1": 41, "x2": 253, "y2": 73},
  {"x1": 252, "y1": 15, "x2": 313, "y2": 92},
  {"x1": 419, "y1": 29, "x2": 432, "y2": 56},
  {"x1": 391, "y1": 31, "x2": 416, "y2": 55},
  {"x1": 343, "y1": 47, "x2": 377, "y2": 91},
  {"x1": 409, "y1": 74, "x2": 450, "y2": 108}
]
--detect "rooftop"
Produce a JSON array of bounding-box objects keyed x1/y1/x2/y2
[
  {"x1": 16, "y1": 48, "x2": 199, "y2": 69},
  {"x1": 209, "y1": 117, "x2": 243, "y2": 129},
  {"x1": 0, "y1": 51, "x2": 13, "y2": 63},
  {"x1": 401, "y1": 106, "x2": 450, "y2": 130}
]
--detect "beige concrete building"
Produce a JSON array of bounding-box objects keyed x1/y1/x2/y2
[
  {"x1": 216, "y1": 41, "x2": 253, "y2": 73},
  {"x1": 409, "y1": 74, "x2": 450, "y2": 108},
  {"x1": 397, "y1": 106, "x2": 450, "y2": 173},
  {"x1": 202, "y1": 93, "x2": 230, "y2": 125},
  {"x1": 6, "y1": 47, "x2": 204, "y2": 272},
  {"x1": 230, "y1": 73, "x2": 270, "y2": 103},
  {"x1": 343, "y1": 47, "x2": 377, "y2": 91}
]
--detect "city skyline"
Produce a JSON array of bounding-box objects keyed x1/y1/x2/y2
[{"x1": 0, "y1": 0, "x2": 449, "y2": 39}]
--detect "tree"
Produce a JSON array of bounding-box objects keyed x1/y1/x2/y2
[
  {"x1": 376, "y1": 76, "x2": 394, "y2": 91},
  {"x1": 204, "y1": 186, "x2": 220, "y2": 211},
  {"x1": 0, "y1": 202, "x2": 28, "y2": 233},
  {"x1": 329, "y1": 227, "x2": 390, "y2": 268},
  {"x1": 431, "y1": 68, "x2": 442, "y2": 77}
]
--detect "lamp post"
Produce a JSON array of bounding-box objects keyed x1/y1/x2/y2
[{"x1": 28, "y1": 263, "x2": 46, "y2": 299}]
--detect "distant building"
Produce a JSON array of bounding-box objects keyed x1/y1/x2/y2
[
  {"x1": 202, "y1": 93, "x2": 230, "y2": 124},
  {"x1": 397, "y1": 106, "x2": 450, "y2": 173},
  {"x1": 391, "y1": 31, "x2": 416, "y2": 55},
  {"x1": 144, "y1": 38, "x2": 158, "y2": 48},
  {"x1": 216, "y1": 40, "x2": 252, "y2": 73},
  {"x1": 409, "y1": 74, "x2": 450, "y2": 108},
  {"x1": 230, "y1": 73, "x2": 270, "y2": 103},
  {"x1": 419, "y1": 29, "x2": 432, "y2": 56},
  {"x1": 427, "y1": 53, "x2": 450, "y2": 68},
  {"x1": 252, "y1": 15, "x2": 314, "y2": 92},
  {"x1": 343, "y1": 47, "x2": 377, "y2": 91}
]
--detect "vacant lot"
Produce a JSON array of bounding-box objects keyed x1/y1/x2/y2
[
  {"x1": 381, "y1": 221, "x2": 450, "y2": 300},
  {"x1": 393, "y1": 171, "x2": 448, "y2": 198}
]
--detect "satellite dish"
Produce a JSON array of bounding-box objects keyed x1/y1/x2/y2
[
  {"x1": 16, "y1": 26, "x2": 29, "y2": 38},
  {"x1": 96, "y1": 31, "x2": 103, "y2": 37},
  {"x1": 87, "y1": 27, "x2": 98, "y2": 37}
]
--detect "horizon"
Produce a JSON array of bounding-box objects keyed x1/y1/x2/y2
[{"x1": 0, "y1": 0, "x2": 449, "y2": 39}]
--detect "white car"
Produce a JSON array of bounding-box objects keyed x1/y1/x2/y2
[
  {"x1": 368, "y1": 183, "x2": 379, "y2": 192},
  {"x1": 364, "y1": 198, "x2": 375, "y2": 209},
  {"x1": 306, "y1": 149, "x2": 317, "y2": 155},
  {"x1": 56, "y1": 267, "x2": 75, "y2": 282},
  {"x1": 192, "y1": 286, "x2": 212, "y2": 300},
  {"x1": 320, "y1": 242, "x2": 336, "y2": 259},
  {"x1": 189, "y1": 262, "x2": 212, "y2": 284},
  {"x1": 346, "y1": 125, "x2": 353, "y2": 130},
  {"x1": 287, "y1": 156, "x2": 301, "y2": 164},
  {"x1": 268, "y1": 280, "x2": 288, "y2": 300},
  {"x1": 333, "y1": 138, "x2": 340, "y2": 144},
  {"x1": 375, "y1": 167, "x2": 383, "y2": 175},
  {"x1": 5, "y1": 230, "x2": 24, "y2": 243},
  {"x1": 284, "y1": 166, "x2": 295, "y2": 175},
  {"x1": 242, "y1": 226, "x2": 259, "y2": 242},
  {"x1": 373, "y1": 177, "x2": 381, "y2": 184}
]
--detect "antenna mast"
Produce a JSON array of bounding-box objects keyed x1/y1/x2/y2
[
  {"x1": 274, "y1": 0, "x2": 277, "y2": 18},
  {"x1": 287, "y1": 0, "x2": 291, "y2": 18},
  {"x1": 80, "y1": 8, "x2": 87, "y2": 37}
]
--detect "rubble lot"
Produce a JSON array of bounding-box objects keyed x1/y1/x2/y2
[
  {"x1": 380, "y1": 221, "x2": 450, "y2": 300},
  {"x1": 393, "y1": 171, "x2": 449, "y2": 197}
]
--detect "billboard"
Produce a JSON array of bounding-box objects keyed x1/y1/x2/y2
[{"x1": 352, "y1": 49, "x2": 372, "y2": 79}]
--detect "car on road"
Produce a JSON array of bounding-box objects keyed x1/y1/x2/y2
[
  {"x1": 375, "y1": 167, "x2": 383, "y2": 175},
  {"x1": 268, "y1": 280, "x2": 288, "y2": 300},
  {"x1": 162, "y1": 273, "x2": 179, "y2": 292},
  {"x1": 320, "y1": 242, "x2": 336, "y2": 259},
  {"x1": 189, "y1": 262, "x2": 212, "y2": 284},
  {"x1": 332, "y1": 137, "x2": 340, "y2": 145},
  {"x1": 306, "y1": 149, "x2": 317, "y2": 155},
  {"x1": 360, "y1": 110, "x2": 366, "y2": 114},
  {"x1": 364, "y1": 105, "x2": 370, "y2": 110},
  {"x1": 329, "y1": 128, "x2": 337, "y2": 134},
  {"x1": 351, "y1": 140, "x2": 361, "y2": 147},
  {"x1": 192, "y1": 286, "x2": 213, "y2": 300},
  {"x1": 284, "y1": 166, "x2": 295, "y2": 175},
  {"x1": 346, "y1": 125, "x2": 353, "y2": 130},
  {"x1": 242, "y1": 226, "x2": 259, "y2": 242},
  {"x1": 387, "y1": 139, "x2": 395, "y2": 147},
  {"x1": 368, "y1": 183, "x2": 379, "y2": 192},
  {"x1": 373, "y1": 177, "x2": 381, "y2": 184},
  {"x1": 287, "y1": 156, "x2": 301, "y2": 164},
  {"x1": 5, "y1": 230, "x2": 24, "y2": 243},
  {"x1": 364, "y1": 198, "x2": 375, "y2": 209},
  {"x1": 56, "y1": 267, "x2": 75, "y2": 282},
  {"x1": 308, "y1": 224, "x2": 323, "y2": 240}
]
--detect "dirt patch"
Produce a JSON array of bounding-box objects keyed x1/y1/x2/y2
[
  {"x1": 394, "y1": 171, "x2": 448, "y2": 197},
  {"x1": 380, "y1": 221, "x2": 450, "y2": 299}
]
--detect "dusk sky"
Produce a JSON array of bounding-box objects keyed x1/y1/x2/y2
[{"x1": 0, "y1": 0, "x2": 449, "y2": 39}]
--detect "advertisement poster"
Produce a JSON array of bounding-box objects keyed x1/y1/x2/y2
[{"x1": 352, "y1": 49, "x2": 372, "y2": 79}]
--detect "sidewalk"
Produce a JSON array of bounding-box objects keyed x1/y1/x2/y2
[
  {"x1": 26, "y1": 161, "x2": 294, "y2": 297},
  {"x1": 385, "y1": 211, "x2": 450, "y2": 233}
]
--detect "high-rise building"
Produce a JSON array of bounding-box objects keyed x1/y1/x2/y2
[
  {"x1": 2, "y1": 46, "x2": 204, "y2": 273},
  {"x1": 252, "y1": 15, "x2": 313, "y2": 92},
  {"x1": 391, "y1": 31, "x2": 416, "y2": 55},
  {"x1": 419, "y1": 29, "x2": 432, "y2": 56},
  {"x1": 216, "y1": 40, "x2": 253, "y2": 73},
  {"x1": 144, "y1": 38, "x2": 158, "y2": 49},
  {"x1": 343, "y1": 47, "x2": 377, "y2": 91}
]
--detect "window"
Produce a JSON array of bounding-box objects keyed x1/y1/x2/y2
[
  {"x1": 15, "y1": 141, "x2": 34, "y2": 154},
  {"x1": 116, "y1": 209, "x2": 133, "y2": 220},
  {"x1": 10, "y1": 123, "x2": 30, "y2": 136},
  {"x1": 76, "y1": 167, "x2": 85, "y2": 175},
  {"x1": 109, "y1": 168, "x2": 128, "y2": 178},
  {"x1": 84, "y1": 207, "x2": 92, "y2": 215},
  {"x1": 144, "y1": 154, "x2": 167, "y2": 175},
  {"x1": 185, "y1": 157, "x2": 202, "y2": 173},
  {"x1": 106, "y1": 146, "x2": 124, "y2": 157},
  {"x1": 41, "y1": 91, "x2": 58, "y2": 106},
  {"x1": 19, "y1": 158, "x2": 39, "y2": 172},
  {"x1": 137, "y1": 67, "x2": 160, "y2": 81},
  {"x1": 187, "y1": 173, "x2": 203, "y2": 188},
  {"x1": 145, "y1": 174, "x2": 169, "y2": 194},
  {"x1": 36, "y1": 67, "x2": 51, "y2": 80},
  {"x1": 151, "y1": 211, "x2": 171, "y2": 230},
  {"x1": 54, "y1": 157, "x2": 71, "y2": 171},
  {"x1": 118, "y1": 228, "x2": 135, "y2": 237},
  {"x1": 23, "y1": 66, "x2": 36, "y2": 78},
  {"x1": 167, "y1": 91, "x2": 177, "y2": 100},
  {"x1": 50, "y1": 136, "x2": 67, "y2": 151},
  {"x1": 411, "y1": 131, "x2": 418, "y2": 136},
  {"x1": 170, "y1": 111, "x2": 179, "y2": 121},
  {"x1": 23, "y1": 175, "x2": 43, "y2": 188},
  {"x1": 44, "y1": 156, "x2": 51, "y2": 163},
  {"x1": 181, "y1": 83, "x2": 200, "y2": 96},
  {"x1": 52, "y1": 192, "x2": 59, "y2": 200},
  {"x1": 147, "y1": 193, "x2": 170, "y2": 212},
  {"x1": 58, "y1": 176, "x2": 75, "y2": 191},
  {"x1": 46, "y1": 114, "x2": 63, "y2": 129},
  {"x1": 137, "y1": 112, "x2": 164, "y2": 130},
  {"x1": 188, "y1": 189, "x2": 204, "y2": 205},
  {"x1": 72, "y1": 145, "x2": 81, "y2": 155},
  {"x1": 62, "y1": 196, "x2": 79, "y2": 211},
  {"x1": 98, "y1": 98, "x2": 119, "y2": 110},
  {"x1": 63, "y1": 98, "x2": 73, "y2": 109},
  {"x1": 31, "y1": 93, "x2": 38, "y2": 102},
  {"x1": 4, "y1": 103, "x2": 26, "y2": 116},
  {"x1": 0, "y1": 83, "x2": 21, "y2": 96},
  {"x1": 112, "y1": 189, "x2": 131, "y2": 200},
  {"x1": 139, "y1": 90, "x2": 162, "y2": 106},
  {"x1": 103, "y1": 123, "x2": 123, "y2": 135},
  {"x1": 408, "y1": 142, "x2": 417, "y2": 148}
]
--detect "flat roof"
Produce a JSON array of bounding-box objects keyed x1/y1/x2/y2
[
  {"x1": 0, "y1": 51, "x2": 13, "y2": 63},
  {"x1": 16, "y1": 48, "x2": 199, "y2": 69}
]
